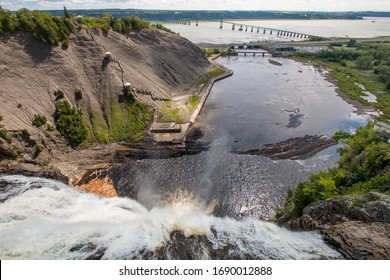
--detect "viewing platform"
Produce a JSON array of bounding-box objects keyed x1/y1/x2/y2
[{"x1": 151, "y1": 63, "x2": 233, "y2": 144}]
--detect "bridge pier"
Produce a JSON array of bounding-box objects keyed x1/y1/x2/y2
[
  {"x1": 263, "y1": 29, "x2": 266, "y2": 34},
  {"x1": 245, "y1": 26, "x2": 248, "y2": 31},
  {"x1": 270, "y1": 30, "x2": 273, "y2": 35},
  {"x1": 232, "y1": 24, "x2": 235, "y2": 30},
  {"x1": 196, "y1": 20, "x2": 198, "y2": 26},
  {"x1": 220, "y1": 19, "x2": 223, "y2": 29},
  {"x1": 239, "y1": 25, "x2": 243, "y2": 31},
  {"x1": 251, "y1": 27, "x2": 253, "y2": 32},
  {"x1": 257, "y1": 27, "x2": 260, "y2": 33}
]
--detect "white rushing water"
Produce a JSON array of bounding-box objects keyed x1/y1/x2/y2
[{"x1": 0, "y1": 175, "x2": 340, "y2": 260}]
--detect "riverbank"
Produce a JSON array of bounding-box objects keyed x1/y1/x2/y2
[{"x1": 152, "y1": 61, "x2": 233, "y2": 144}]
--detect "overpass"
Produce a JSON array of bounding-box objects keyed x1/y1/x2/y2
[{"x1": 166, "y1": 19, "x2": 318, "y2": 40}]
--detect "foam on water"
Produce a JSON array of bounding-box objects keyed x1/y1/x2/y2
[{"x1": 0, "y1": 175, "x2": 340, "y2": 260}]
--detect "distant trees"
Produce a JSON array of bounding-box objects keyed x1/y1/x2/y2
[{"x1": 347, "y1": 38, "x2": 357, "y2": 48}]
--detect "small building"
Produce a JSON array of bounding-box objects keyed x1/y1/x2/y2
[
  {"x1": 374, "y1": 121, "x2": 390, "y2": 139},
  {"x1": 150, "y1": 122, "x2": 182, "y2": 133},
  {"x1": 76, "y1": 15, "x2": 83, "y2": 24}
]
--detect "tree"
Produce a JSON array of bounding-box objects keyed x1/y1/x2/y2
[
  {"x1": 347, "y1": 38, "x2": 357, "y2": 48},
  {"x1": 63, "y1": 6, "x2": 70, "y2": 19}
]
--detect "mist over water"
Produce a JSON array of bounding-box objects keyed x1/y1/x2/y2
[{"x1": 0, "y1": 175, "x2": 340, "y2": 260}]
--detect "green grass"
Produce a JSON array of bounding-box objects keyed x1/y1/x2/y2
[
  {"x1": 105, "y1": 98, "x2": 150, "y2": 142},
  {"x1": 159, "y1": 108, "x2": 185, "y2": 123},
  {"x1": 197, "y1": 67, "x2": 226, "y2": 93},
  {"x1": 90, "y1": 111, "x2": 109, "y2": 144},
  {"x1": 186, "y1": 95, "x2": 200, "y2": 110}
]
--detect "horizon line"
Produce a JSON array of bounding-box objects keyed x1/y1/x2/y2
[{"x1": 4, "y1": 7, "x2": 390, "y2": 13}]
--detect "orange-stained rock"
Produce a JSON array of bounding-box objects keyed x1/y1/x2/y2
[{"x1": 75, "y1": 176, "x2": 117, "y2": 198}]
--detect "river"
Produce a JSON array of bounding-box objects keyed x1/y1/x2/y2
[
  {"x1": 0, "y1": 19, "x2": 379, "y2": 260},
  {"x1": 163, "y1": 17, "x2": 390, "y2": 44}
]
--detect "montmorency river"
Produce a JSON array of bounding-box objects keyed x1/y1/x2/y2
[{"x1": 0, "y1": 18, "x2": 382, "y2": 260}]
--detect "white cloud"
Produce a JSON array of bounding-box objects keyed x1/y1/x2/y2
[{"x1": 2, "y1": 0, "x2": 390, "y2": 11}]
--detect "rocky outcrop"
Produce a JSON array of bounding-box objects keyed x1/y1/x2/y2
[
  {"x1": 0, "y1": 160, "x2": 68, "y2": 183},
  {"x1": 0, "y1": 138, "x2": 17, "y2": 160},
  {"x1": 283, "y1": 193, "x2": 390, "y2": 259},
  {"x1": 236, "y1": 135, "x2": 336, "y2": 160}
]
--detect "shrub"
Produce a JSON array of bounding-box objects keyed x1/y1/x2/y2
[
  {"x1": 332, "y1": 130, "x2": 351, "y2": 142},
  {"x1": 54, "y1": 100, "x2": 87, "y2": 147},
  {"x1": 74, "y1": 89, "x2": 83, "y2": 101},
  {"x1": 32, "y1": 114, "x2": 47, "y2": 127},
  {"x1": 355, "y1": 55, "x2": 373, "y2": 70},
  {"x1": 54, "y1": 89, "x2": 64, "y2": 100},
  {"x1": 0, "y1": 128, "x2": 11, "y2": 144}
]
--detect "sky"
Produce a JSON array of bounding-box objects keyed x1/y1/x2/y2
[{"x1": 2, "y1": 0, "x2": 390, "y2": 11}]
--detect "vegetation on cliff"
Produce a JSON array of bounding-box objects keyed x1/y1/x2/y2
[
  {"x1": 0, "y1": 8, "x2": 173, "y2": 47},
  {"x1": 278, "y1": 123, "x2": 390, "y2": 218}
]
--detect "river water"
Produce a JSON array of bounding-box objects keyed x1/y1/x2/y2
[
  {"x1": 0, "y1": 19, "x2": 378, "y2": 260},
  {"x1": 164, "y1": 17, "x2": 390, "y2": 44}
]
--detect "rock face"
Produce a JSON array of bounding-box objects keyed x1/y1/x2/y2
[
  {"x1": 283, "y1": 193, "x2": 390, "y2": 259},
  {"x1": 0, "y1": 28, "x2": 210, "y2": 161},
  {"x1": 236, "y1": 135, "x2": 336, "y2": 160}
]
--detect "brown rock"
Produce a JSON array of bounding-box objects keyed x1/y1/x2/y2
[
  {"x1": 324, "y1": 222, "x2": 390, "y2": 260},
  {"x1": 282, "y1": 193, "x2": 390, "y2": 259}
]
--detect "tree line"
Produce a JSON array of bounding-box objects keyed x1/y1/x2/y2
[{"x1": 0, "y1": 7, "x2": 173, "y2": 47}]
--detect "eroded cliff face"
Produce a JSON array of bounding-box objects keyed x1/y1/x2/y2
[
  {"x1": 0, "y1": 28, "x2": 210, "y2": 164},
  {"x1": 282, "y1": 192, "x2": 390, "y2": 259}
]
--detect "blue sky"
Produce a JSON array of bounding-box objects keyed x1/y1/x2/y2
[{"x1": 2, "y1": 0, "x2": 390, "y2": 11}]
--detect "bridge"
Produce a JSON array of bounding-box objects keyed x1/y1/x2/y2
[{"x1": 165, "y1": 19, "x2": 317, "y2": 40}]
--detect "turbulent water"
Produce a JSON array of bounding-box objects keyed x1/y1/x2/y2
[
  {"x1": 112, "y1": 139, "x2": 341, "y2": 219},
  {"x1": 0, "y1": 175, "x2": 340, "y2": 260}
]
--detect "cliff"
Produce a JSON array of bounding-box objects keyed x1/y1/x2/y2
[
  {"x1": 280, "y1": 192, "x2": 390, "y2": 259},
  {"x1": 0, "y1": 28, "x2": 210, "y2": 164}
]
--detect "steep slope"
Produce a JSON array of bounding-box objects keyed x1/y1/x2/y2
[{"x1": 0, "y1": 28, "x2": 210, "y2": 162}]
